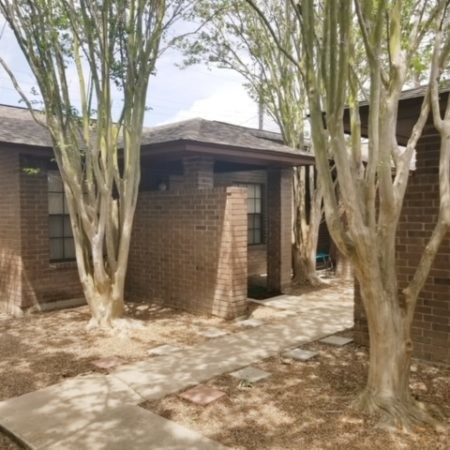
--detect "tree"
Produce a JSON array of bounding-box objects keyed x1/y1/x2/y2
[
  {"x1": 245, "y1": 0, "x2": 450, "y2": 427},
  {"x1": 183, "y1": 0, "x2": 325, "y2": 286},
  {"x1": 0, "y1": 0, "x2": 193, "y2": 329}
]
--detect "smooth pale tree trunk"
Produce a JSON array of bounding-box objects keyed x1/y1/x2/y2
[
  {"x1": 292, "y1": 166, "x2": 324, "y2": 286},
  {"x1": 334, "y1": 251, "x2": 353, "y2": 281},
  {"x1": 292, "y1": 243, "x2": 321, "y2": 286},
  {"x1": 351, "y1": 264, "x2": 435, "y2": 427},
  {"x1": 67, "y1": 187, "x2": 138, "y2": 331},
  {"x1": 84, "y1": 283, "x2": 125, "y2": 329}
]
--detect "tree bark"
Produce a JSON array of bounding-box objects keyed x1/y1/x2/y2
[
  {"x1": 84, "y1": 281, "x2": 125, "y2": 329},
  {"x1": 353, "y1": 271, "x2": 436, "y2": 428},
  {"x1": 292, "y1": 166, "x2": 324, "y2": 286},
  {"x1": 334, "y1": 251, "x2": 353, "y2": 281},
  {"x1": 292, "y1": 243, "x2": 322, "y2": 286}
]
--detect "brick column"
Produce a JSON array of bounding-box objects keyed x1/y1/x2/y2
[
  {"x1": 212, "y1": 187, "x2": 248, "y2": 318},
  {"x1": 267, "y1": 168, "x2": 292, "y2": 292},
  {"x1": 182, "y1": 157, "x2": 214, "y2": 190}
]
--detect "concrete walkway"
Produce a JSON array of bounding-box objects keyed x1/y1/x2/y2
[{"x1": 0, "y1": 288, "x2": 353, "y2": 449}]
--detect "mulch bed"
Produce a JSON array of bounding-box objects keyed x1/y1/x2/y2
[{"x1": 142, "y1": 339, "x2": 450, "y2": 450}]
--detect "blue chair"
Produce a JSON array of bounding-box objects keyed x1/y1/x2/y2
[{"x1": 316, "y1": 252, "x2": 333, "y2": 270}]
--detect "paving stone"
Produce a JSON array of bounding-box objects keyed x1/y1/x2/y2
[
  {"x1": 136, "y1": 304, "x2": 148, "y2": 311},
  {"x1": 46, "y1": 404, "x2": 230, "y2": 449},
  {"x1": 178, "y1": 384, "x2": 226, "y2": 406},
  {"x1": 283, "y1": 348, "x2": 318, "y2": 361},
  {"x1": 0, "y1": 374, "x2": 141, "y2": 449},
  {"x1": 319, "y1": 335, "x2": 353, "y2": 346},
  {"x1": 198, "y1": 328, "x2": 229, "y2": 338},
  {"x1": 147, "y1": 344, "x2": 182, "y2": 357},
  {"x1": 91, "y1": 357, "x2": 125, "y2": 370},
  {"x1": 230, "y1": 366, "x2": 271, "y2": 383},
  {"x1": 236, "y1": 319, "x2": 263, "y2": 328}
]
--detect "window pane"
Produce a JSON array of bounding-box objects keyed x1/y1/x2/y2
[
  {"x1": 63, "y1": 195, "x2": 71, "y2": 214},
  {"x1": 233, "y1": 183, "x2": 263, "y2": 245},
  {"x1": 49, "y1": 216, "x2": 63, "y2": 238},
  {"x1": 64, "y1": 238, "x2": 75, "y2": 259},
  {"x1": 49, "y1": 193, "x2": 63, "y2": 214},
  {"x1": 249, "y1": 214, "x2": 261, "y2": 230},
  {"x1": 254, "y1": 214, "x2": 262, "y2": 231},
  {"x1": 254, "y1": 198, "x2": 261, "y2": 213},
  {"x1": 50, "y1": 239, "x2": 63, "y2": 260},
  {"x1": 48, "y1": 171, "x2": 63, "y2": 192},
  {"x1": 63, "y1": 216, "x2": 73, "y2": 237}
]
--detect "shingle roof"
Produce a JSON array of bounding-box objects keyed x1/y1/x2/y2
[
  {"x1": 357, "y1": 80, "x2": 450, "y2": 107},
  {"x1": 0, "y1": 104, "x2": 311, "y2": 158},
  {"x1": 140, "y1": 118, "x2": 311, "y2": 157},
  {"x1": 0, "y1": 104, "x2": 52, "y2": 147}
]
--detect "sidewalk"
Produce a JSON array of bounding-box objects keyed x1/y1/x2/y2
[{"x1": 0, "y1": 291, "x2": 353, "y2": 449}]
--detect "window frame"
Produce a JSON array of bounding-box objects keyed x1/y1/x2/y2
[
  {"x1": 234, "y1": 182, "x2": 264, "y2": 246},
  {"x1": 48, "y1": 171, "x2": 75, "y2": 262}
]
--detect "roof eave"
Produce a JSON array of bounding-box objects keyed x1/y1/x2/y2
[{"x1": 141, "y1": 139, "x2": 314, "y2": 166}]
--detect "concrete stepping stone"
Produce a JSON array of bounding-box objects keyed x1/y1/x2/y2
[
  {"x1": 0, "y1": 374, "x2": 141, "y2": 449},
  {"x1": 230, "y1": 366, "x2": 271, "y2": 383},
  {"x1": 91, "y1": 357, "x2": 125, "y2": 370},
  {"x1": 147, "y1": 344, "x2": 182, "y2": 357},
  {"x1": 320, "y1": 335, "x2": 353, "y2": 346},
  {"x1": 236, "y1": 319, "x2": 263, "y2": 328},
  {"x1": 198, "y1": 328, "x2": 229, "y2": 338},
  {"x1": 45, "y1": 404, "x2": 230, "y2": 449},
  {"x1": 179, "y1": 384, "x2": 226, "y2": 406},
  {"x1": 283, "y1": 348, "x2": 318, "y2": 361}
]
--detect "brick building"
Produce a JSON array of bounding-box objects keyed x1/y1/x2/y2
[
  {"x1": 348, "y1": 86, "x2": 450, "y2": 364},
  {"x1": 0, "y1": 105, "x2": 313, "y2": 319}
]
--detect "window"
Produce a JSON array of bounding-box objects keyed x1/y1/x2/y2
[
  {"x1": 236, "y1": 183, "x2": 263, "y2": 245},
  {"x1": 48, "y1": 171, "x2": 75, "y2": 261}
]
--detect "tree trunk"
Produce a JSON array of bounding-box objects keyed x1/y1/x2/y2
[
  {"x1": 83, "y1": 278, "x2": 126, "y2": 329},
  {"x1": 334, "y1": 251, "x2": 353, "y2": 281},
  {"x1": 292, "y1": 166, "x2": 324, "y2": 287},
  {"x1": 292, "y1": 243, "x2": 322, "y2": 286},
  {"x1": 354, "y1": 276, "x2": 435, "y2": 428}
]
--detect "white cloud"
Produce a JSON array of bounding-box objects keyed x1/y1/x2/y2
[{"x1": 160, "y1": 83, "x2": 257, "y2": 126}]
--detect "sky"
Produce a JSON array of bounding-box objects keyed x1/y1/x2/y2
[{"x1": 0, "y1": 22, "x2": 280, "y2": 132}]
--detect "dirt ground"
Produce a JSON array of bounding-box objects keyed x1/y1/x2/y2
[
  {"x1": 0, "y1": 289, "x2": 321, "y2": 404},
  {"x1": 0, "y1": 304, "x2": 237, "y2": 403},
  {"x1": 0, "y1": 300, "x2": 265, "y2": 449},
  {"x1": 143, "y1": 338, "x2": 450, "y2": 450}
]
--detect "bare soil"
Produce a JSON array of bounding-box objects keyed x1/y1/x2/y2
[{"x1": 143, "y1": 338, "x2": 450, "y2": 450}]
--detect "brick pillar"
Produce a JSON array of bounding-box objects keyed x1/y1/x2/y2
[
  {"x1": 267, "y1": 168, "x2": 292, "y2": 292},
  {"x1": 212, "y1": 186, "x2": 248, "y2": 318},
  {"x1": 182, "y1": 157, "x2": 214, "y2": 190}
]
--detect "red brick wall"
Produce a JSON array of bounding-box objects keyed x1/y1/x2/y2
[
  {"x1": 18, "y1": 156, "x2": 82, "y2": 305},
  {"x1": 354, "y1": 135, "x2": 450, "y2": 364},
  {"x1": 215, "y1": 170, "x2": 268, "y2": 277},
  {"x1": 126, "y1": 186, "x2": 248, "y2": 319},
  {"x1": 0, "y1": 149, "x2": 23, "y2": 314},
  {"x1": 0, "y1": 150, "x2": 82, "y2": 315}
]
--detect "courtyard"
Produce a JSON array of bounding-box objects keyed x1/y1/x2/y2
[{"x1": 0, "y1": 281, "x2": 449, "y2": 449}]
